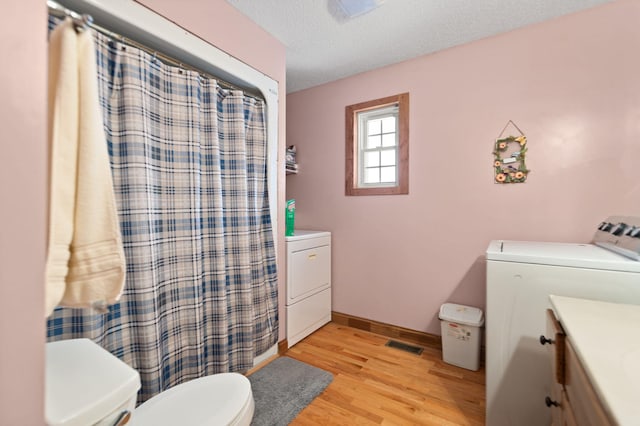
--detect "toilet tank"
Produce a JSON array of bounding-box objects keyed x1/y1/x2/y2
[{"x1": 46, "y1": 338, "x2": 141, "y2": 426}]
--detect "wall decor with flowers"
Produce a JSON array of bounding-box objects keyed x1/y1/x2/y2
[{"x1": 493, "y1": 120, "x2": 529, "y2": 184}]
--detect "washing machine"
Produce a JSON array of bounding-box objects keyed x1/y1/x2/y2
[{"x1": 486, "y1": 216, "x2": 640, "y2": 426}]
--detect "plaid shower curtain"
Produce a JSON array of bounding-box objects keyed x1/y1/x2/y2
[{"x1": 47, "y1": 25, "x2": 278, "y2": 402}]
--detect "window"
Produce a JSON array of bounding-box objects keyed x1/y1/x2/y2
[{"x1": 345, "y1": 93, "x2": 409, "y2": 196}]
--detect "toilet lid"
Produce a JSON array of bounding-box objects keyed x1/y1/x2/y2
[{"x1": 130, "y1": 373, "x2": 253, "y2": 426}]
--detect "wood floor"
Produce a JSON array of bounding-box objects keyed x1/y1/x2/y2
[{"x1": 283, "y1": 322, "x2": 485, "y2": 425}]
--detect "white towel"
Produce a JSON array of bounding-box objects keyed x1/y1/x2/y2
[
  {"x1": 46, "y1": 19, "x2": 79, "y2": 315},
  {"x1": 45, "y1": 19, "x2": 126, "y2": 316}
]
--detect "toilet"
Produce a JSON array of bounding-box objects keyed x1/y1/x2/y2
[{"x1": 45, "y1": 339, "x2": 254, "y2": 426}]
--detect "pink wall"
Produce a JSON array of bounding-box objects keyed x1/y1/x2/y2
[
  {"x1": 287, "y1": 0, "x2": 640, "y2": 335},
  {"x1": 137, "y1": 0, "x2": 288, "y2": 340},
  {"x1": 0, "y1": 1, "x2": 47, "y2": 424}
]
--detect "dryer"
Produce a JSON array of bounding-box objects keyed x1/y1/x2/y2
[
  {"x1": 285, "y1": 230, "x2": 332, "y2": 347},
  {"x1": 486, "y1": 216, "x2": 640, "y2": 426}
]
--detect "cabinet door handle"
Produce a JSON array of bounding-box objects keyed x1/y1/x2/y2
[
  {"x1": 307, "y1": 253, "x2": 317, "y2": 260},
  {"x1": 539, "y1": 335, "x2": 554, "y2": 345},
  {"x1": 545, "y1": 396, "x2": 559, "y2": 408},
  {"x1": 112, "y1": 411, "x2": 131, "y2": 426}
]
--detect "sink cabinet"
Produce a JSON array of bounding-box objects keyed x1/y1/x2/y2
[{"x1": 543, "y1": 309, "x2": 614, "y2": 426}]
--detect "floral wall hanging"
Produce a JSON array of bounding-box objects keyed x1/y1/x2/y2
[{"x1": 493, "y1": 120, "x2": 529, "y2": 184}]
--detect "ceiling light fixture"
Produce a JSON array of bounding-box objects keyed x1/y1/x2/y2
[{"x1": 330, "y1": 0, "x2": 384, "y2": 20}]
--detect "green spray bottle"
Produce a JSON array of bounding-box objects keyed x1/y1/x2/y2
[{"x1": 285, "y1": 199, "x2": 295, "y2": 236}]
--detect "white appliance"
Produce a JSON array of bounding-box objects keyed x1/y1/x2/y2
[
  {"x1": 486, "y1": 216, "x2": 640, "y2": 426},
  {"x1": 286, "y1": 230, "x2": 332, "y2": 347}
]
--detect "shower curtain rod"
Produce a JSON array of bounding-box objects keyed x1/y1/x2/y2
[{"x1": 47, "y1": 0, "x2": 264, "y2": 100}]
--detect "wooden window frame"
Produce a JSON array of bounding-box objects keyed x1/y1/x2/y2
[{"x1": 345, "y1": 93, "x2": 409, "y2": 196}]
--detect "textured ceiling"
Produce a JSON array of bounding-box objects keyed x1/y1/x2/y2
[{"x1": 226, "y1": 0, "x2": 614, "y2": 93}]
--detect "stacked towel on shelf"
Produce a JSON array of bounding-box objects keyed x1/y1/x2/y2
[
  {"x1": 45, "y1": 18, "x2": 126, "y2": 316},
  {"x1": 286, "y1": 145, "x2": 298, "y2": 172}
]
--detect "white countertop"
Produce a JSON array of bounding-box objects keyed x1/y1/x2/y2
[
  {"x1": 550, "y1": 295, "x2": 640, "y2": 425},
  {"x1": 285, "y1": 229, "x2": 331, "y2": 242}
]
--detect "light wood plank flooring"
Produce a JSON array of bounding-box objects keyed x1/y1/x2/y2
[{"x1": 283, "y1": 322, "x2": 485, "y2": 425}]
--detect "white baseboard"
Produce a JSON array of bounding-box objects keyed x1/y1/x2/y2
[{"x1": 253, "y1": 344, "x2": 277, "y2": 367}]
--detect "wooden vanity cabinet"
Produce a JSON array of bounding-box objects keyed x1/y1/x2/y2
[
  {"x1": 543, "y1": 309, "x2": 614, "y2": 426},
  {"x1": 564, "y1": 342, "x2": 613, "y2": 426},
  {"x1": 543, "y1": 309, "x2": 565, "y2": 425}
]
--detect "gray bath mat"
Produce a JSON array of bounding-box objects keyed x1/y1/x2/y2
[{"x1": 249, "y1": 356, "x2": 333, "y2": 425}]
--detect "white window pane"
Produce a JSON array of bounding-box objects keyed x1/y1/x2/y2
[
  {"x1": 364, "y1": 151, "x2": 380, "y2": 167},
  {"x1": 367, "y1": 119, "x2": 382, "y2": 135},
  {"x1": 364, "y1": 168, "x2": 380, "y2": 183},
  {"x1": 380, "y1": 166, "x2": 396, "y2": 183},
  {"x1": 382, "y1": 133, "x2": 396, "y2": 147},
  {"x1": 367, "y1": 135, "x2": 381, "y2": 149},
  {"x1": 382, "y1": 116, "x2": 396, "y2": 133},
  {"x1": 380, "y1": 149, "x2": 396, "y2": 166}
]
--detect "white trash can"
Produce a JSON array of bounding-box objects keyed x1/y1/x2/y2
[{"x1": 439, "y1": 303, "x2": 484, "y2": 371}]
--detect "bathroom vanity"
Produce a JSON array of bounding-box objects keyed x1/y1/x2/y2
[
  {"x1": 285, "y1": 230, "x2": 332, "y2": 347},
  {"x1": 543, "y1": 295, "x2": 640, "y2": 425}
]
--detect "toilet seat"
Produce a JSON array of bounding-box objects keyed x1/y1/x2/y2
[{"x1": 129, "y1": 373, "x2": 254, "y2": 426}]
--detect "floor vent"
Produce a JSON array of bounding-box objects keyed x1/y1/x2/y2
[{"x1": 385, "y1": 340, "x2": 424, "y2": 355}]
